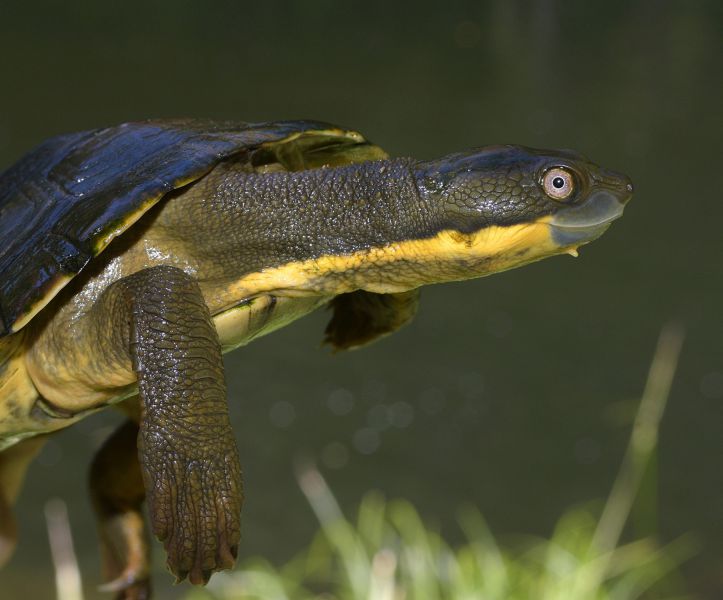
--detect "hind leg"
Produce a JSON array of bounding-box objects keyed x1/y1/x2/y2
[
  {"x1": 89, "y1": 419, "x2": 151, "y2": 600},
  {"x1": 0, "y1": 435, "x2": 48, "y2": 566}
]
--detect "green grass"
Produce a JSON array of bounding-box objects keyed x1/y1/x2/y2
[{"x1": 184, "y1": 324, "x2": 695, "y2": 600}]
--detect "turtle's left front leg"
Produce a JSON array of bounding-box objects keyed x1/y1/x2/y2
[{"x1": 93, "y1": 265, "x2": 243, "y2": 585}]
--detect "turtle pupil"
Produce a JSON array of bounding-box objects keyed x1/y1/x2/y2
[{"x1": 552, "y1": 176, "x2": 565, "y2": 189}]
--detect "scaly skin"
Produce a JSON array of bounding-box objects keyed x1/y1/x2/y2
[
  {"x1": 36, "y1": 264, "x2": 243, "y2": 586},
  {"x1": 324, "y1": 290, "x2": 420, "y2": 350},
  {"x1": 105, "y1": 266, "x2": 241, "y2": 585},
  {"x1": 2, "y1": 137, "x2": 631, "y2": 596}
]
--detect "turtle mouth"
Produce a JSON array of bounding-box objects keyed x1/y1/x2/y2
[{"x1": 549, "y1": 191, "x2": 627, "y2": 245}]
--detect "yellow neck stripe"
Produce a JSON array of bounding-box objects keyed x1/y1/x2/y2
[{"x1": 212, "y1": 217, "x2": 567, "y2": 307}]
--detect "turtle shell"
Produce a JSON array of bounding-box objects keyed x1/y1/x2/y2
[{"x1": 0, "y1": 119, "x2": 386, "y2": 336}]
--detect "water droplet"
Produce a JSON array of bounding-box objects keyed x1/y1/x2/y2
[
  {"x1": 390, "y1": 401, "x2": 415, "y2": 428},
  {"x1": 367, "y1": 404, "x2": 392, "y2": 430},
  {"x1": 353, "y1": 428, "x2": 381, "y2": 455},
  {"x1": 327, "y1": 388, "x2": 355, "y2": 415}
]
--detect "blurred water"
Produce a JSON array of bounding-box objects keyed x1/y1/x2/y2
[{"x1": 1, "y1": 1, "x2": 721, "y2": 598}]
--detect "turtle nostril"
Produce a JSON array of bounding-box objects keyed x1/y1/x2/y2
[{"x1": 622, "y1": 178, "x2": 634, "y2": 204}]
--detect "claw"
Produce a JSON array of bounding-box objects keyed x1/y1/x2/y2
[
  {"x1": 99, "y1": 572, "x2": 146, "y2": 593},
  {"x1": 173, "y1": 569, "x2": 189, "y2": 584},
  {"x1": 98, "y1": 572, "x2": 151, "y2": 600},
  {"x1": 187, "y1": 565, "x2": 209, "y2": 586},
  {"x1": 216, "y1": 540, "x2": 237, "y2": 570}
]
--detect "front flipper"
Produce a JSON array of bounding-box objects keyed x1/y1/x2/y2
[
  {"x1": 96, "y1": 266, "x2": 242, "y2": 585},
  {"x1": 324, "y1": 290, "x2": 420, "y2": 351}
]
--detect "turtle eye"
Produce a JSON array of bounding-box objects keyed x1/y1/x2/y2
[{"x1": 542, "y1": 167, "x2": 575, "y2": 200}]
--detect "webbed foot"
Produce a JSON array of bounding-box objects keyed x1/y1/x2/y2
[
  {"x1": 142, "y1": 430, "x2": 242, "y2": 585},
  {"x1": 95, "y1": 266, "x2": 245, "y2": 587}
]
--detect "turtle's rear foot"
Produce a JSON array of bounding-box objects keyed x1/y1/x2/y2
[
  {"x1": 94, "y1": 508, "x2": 151, "y2": 600},
  {"x1": 90, "y1": 420, "x2": 151, "y2": 600}
]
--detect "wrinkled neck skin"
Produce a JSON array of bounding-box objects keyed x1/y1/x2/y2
[
  {"x1": 162, "y1": 157, "x2": 436, "y2": 260},
  {"x1": 154, "y1": 157, "x2": 553, "y2": 309},
  {"x1": 157, "y1": 159, "x2": 428, "y2": 296}
]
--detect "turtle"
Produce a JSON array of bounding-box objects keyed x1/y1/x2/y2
[{"x1": 0, "y1": 119, "x2": 633, "y2": 597}]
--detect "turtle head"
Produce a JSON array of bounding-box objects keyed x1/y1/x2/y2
[{"x1": 413, "y1": 145, "x2": 633, "y2": 271}]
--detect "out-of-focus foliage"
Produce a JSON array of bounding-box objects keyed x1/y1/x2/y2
[
  {"x1": 184, "y1": 481, "x2": 693, "y2": 600},
  {"x1": 3, "y1": 3, "x2": 720, "y2": 598},
  {"x1": 185, "y1": 327, "x2": 695, "y2": 600}
]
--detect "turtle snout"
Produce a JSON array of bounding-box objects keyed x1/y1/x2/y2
[{"x1": 597, "y1": 168, "x2": 634, "y2": 204}]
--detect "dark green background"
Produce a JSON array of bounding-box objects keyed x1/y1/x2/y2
[{"x1": 1, "y1": 1, "x2": 721, "y2": 598}]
